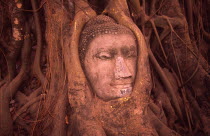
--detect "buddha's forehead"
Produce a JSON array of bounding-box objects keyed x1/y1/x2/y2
[{"x1": 89, "y1": 34, "x2": 137, "y2": 51}]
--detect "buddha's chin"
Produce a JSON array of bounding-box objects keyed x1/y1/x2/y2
[{"x1": 96, "y1": 87, "x2": 133, "y2": 101}]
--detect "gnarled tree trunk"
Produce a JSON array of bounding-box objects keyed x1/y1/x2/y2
[{"x1": 0, "y1": 0, "x2": 209, "y2": 135}]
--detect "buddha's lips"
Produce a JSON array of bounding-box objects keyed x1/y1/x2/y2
[{"x1": 120, "y1": 87, "x2": 132, "y2": 95}]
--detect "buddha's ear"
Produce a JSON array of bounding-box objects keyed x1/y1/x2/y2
[
  {"x1": 104, "y1": 0, "x2": 152, "y2": 109},
  {"x1": 64, "y1": 0, "x2": 96, "y2": 109}
]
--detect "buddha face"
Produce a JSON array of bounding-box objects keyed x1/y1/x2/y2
[{"x1": 84, "y1": 34, "x2": 137, "y2": 101}]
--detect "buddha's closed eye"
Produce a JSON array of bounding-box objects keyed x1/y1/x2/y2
[{"x1": 96, "y1": 52, "x2": 113, "y2": 60}]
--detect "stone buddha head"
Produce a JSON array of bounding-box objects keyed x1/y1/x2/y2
[{"x1": 79, "y1": 15, "x2": 137, "y2": 101}]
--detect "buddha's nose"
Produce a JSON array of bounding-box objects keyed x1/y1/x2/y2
[{"x1": 114, "y1": 57, "x2": 132, "y2": 79}]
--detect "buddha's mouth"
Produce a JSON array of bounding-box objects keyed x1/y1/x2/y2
[
  {"x1": 110, "y1": 83, "x2": 133, "y2": 96},
  {"x1": 110, "y1": 82, "x2": 133, "y2": 96},
  {"x1": 119, "y1": 87, "x2": 132, "y2": 95}
]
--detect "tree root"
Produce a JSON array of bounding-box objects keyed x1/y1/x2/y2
[
  {"x1": 50, "y1": 87, "x2": 68, "y2": 136},
  {"x1": 0, "y1": 21, "x2": 31, "y2": 136},
  {"x1": 147, "y1": 107, "x2": 181, "y2": 136},
  {"x1": 33, "y1": 0, "x2": 87, "y2": 135},
  {"x1": 193, "y1": 2, "x2": 210, "y2": 42},
  {"x1": 15, "y1": 118, "x2": 30, "y2": 134},
  {"x1": 148, "y1": 49, "x2": 183, "y2": 121},
  {"x1": 6, "y1": 0, "x2": 25, "y2": 81},
  {"x1": 31, "y1": 0, "x2": 46, "y2": 85},
  {"x1": 6, "y1": 22, "x2": 31, "y2": 98},
  {"x1": 150, "y1": 19, "x2": 168, "y2": 62},
  {"x1": 63, "y1": 0, "x2": 96, "y2": 108},
  {"x1": 152, "y1": 75, "x2": 177, "y2": 128},
  {"x1": 148, "y1": 102, "x2": 167, "y2": 125},
  {"x1": 13, "y1": 94, "x2": 44, "y2": 121},
  {"x1": 15, "y1": 91, "x2": 28, "y2": 106},
  {"x1": 166, "y1": 19, "x2": 193, "y2": 131},
  {"x1": 0, "y1": 80, "x2": 6, "y2": 87},
  {"x1": 185, "y1": 0, "x2": 194, "y2": 37},
  {"x1": 15, "y1": 87, "x2": 42, "y2": 119},
  {"x1": 0, "y1": 38, "x2": 8, "y2": 49},
  {"x1": 201, "y1": 26, "x2": 210, "y2": 42},
  {"x1": 186, "y1": 88, "x2": 203, "y2": 125},
  {"x1": 179, "y1": 59, "x2": 199, "y2": 88},
  {"x1": 151, "y1": 26, "x2": 170, "y2": 53}
]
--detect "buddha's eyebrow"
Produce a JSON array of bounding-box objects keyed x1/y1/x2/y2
[
  {"x1": 121, "y1": 46, "x2": 137, "y2": 55},
  {"x1": 95, "y1": 48, "x2": 117, "y2": 55}
]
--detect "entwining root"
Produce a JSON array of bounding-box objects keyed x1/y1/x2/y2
[{"x1": 31, "y1": 0, "x2": 46, "y2": 85}]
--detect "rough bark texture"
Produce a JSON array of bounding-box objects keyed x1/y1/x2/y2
[{"x1": 0, "y1": 0, "x2": 209, "y2": 135}]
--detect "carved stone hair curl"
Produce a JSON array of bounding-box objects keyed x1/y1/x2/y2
[{"x1": 79, "y1": 15, "x2": 136, "y2": 63}]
